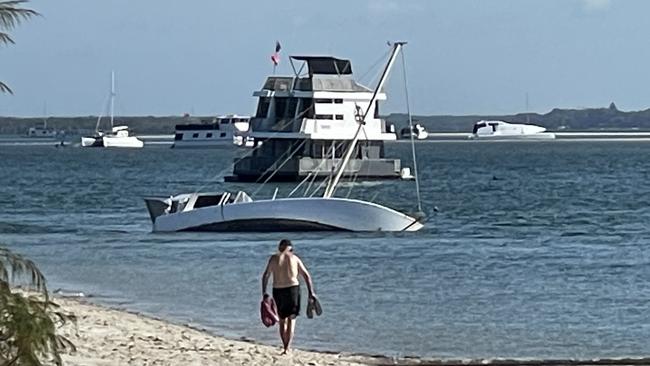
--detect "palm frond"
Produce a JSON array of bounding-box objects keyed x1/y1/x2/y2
[
  {"x1": 0, "y1": 80, "x2": 11, "y2": 94},
  {"x1": 0, "y1": 247, "x2": 47, "y2": 295},
  {"x1": 0, "y1": 1, "x2": 38, "y2": 31},
  {"x1": 0, "y1": 247, "x2": 76, "y2": 365},
  {"x1": 0, "y1": 31, "x2": 14, "y2": 44}
]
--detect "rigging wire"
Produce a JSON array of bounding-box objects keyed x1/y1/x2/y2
[
  {"x1": 190, "y1": 106, "x2": 313, "y2": 195},
  {"x1": 252, "y1": 139, "x2": 307, "y2": 197},
  {"x1": 357, "y1": 48, "x2": 392, "y2": 85},
  {"x1": 401, "y1": 47, "x2": 423, "y2": 213},
  {"x1": 288, "y1": 143, "x2": 335, "y2": 197},
  {"x1": 191, "y1": 46, "x2": 398, "y2": 199}
]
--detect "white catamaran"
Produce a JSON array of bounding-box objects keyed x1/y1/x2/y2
[
  {"x1": 144, "y1": 42, "x2": 424, "y2": 232},
  {"x1": 81, "y1": 72, "x2": 144, "y2": 148}
]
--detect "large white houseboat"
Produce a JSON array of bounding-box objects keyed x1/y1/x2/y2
[
  {"x1": 226, "y1": 55, "x2": 400, "y2": 182},
  {"x1": 171, "y1": 115, "x2": 251, "y2": 149}
]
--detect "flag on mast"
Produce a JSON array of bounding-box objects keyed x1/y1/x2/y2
[{"x1": 271, "y1": 41, "x2": 282, "y2": 66}]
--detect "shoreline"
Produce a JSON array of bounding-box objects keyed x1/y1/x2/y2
[
  {"x1": 53, "y1": 296, "x2": 650, "y2": 366},
  {"x1": 55, "y1": 296, "x2": 374, "y2": 366}
]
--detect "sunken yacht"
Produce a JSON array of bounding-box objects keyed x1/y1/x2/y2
[{"x1": 226, "y1": 55, "x2": 401, "y2": 182}]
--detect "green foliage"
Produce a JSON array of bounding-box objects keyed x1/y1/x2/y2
[
  {"x1": 0, "y1": 0, "x2": 39, "y2": 94},
  {"x1": 0, "y1": 247, "x2": 76, "y2": 366}
]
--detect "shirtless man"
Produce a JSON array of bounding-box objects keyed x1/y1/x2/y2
[{"x1": 261, "y1": 239, "x2": 315, "y2": 354}]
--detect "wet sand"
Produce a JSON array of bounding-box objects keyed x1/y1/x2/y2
[
  {"x1": 56, "y1": 297, "x2": 375, "y2": 366},
  {"x1": 55, "y1": 297, "x2": 649, "y2": 366}
]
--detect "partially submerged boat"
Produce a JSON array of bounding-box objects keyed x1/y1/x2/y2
[
  {"x1": 81, "y1": 72, "x2": 144, "y2": 148},
  {"x1": 144, "y1": 42, "x2": 424, "y2": 232},
  {"x1": 469, "y1": 120, "x2": 555, "y2": 140}
]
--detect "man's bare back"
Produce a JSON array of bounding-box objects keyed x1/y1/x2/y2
[{"x1": 267, "y1": 252, "x2": 300, "y2": 288}]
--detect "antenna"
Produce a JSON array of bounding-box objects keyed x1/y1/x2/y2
[
  {"x1": 110, "y1": 71, "x2": 116, "y2": 129},
  {"x1": 42, "y1": 100, "x2": 48, "y2": 129},
  {"x1": 525, "y1": 92, "x2": 530, "y2": 124}
]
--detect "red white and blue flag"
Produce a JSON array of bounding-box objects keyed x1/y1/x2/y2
[{"x1": 271, "y1": 41, "x2": 282, "y2": 66}]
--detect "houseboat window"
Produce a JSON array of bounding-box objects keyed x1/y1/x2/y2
[
  {"x1": 192, "y1": 133, "x2": 199, "y2": 138},
  {"x1": 334, "y1": 141, "x2": 347, "y2": 158},
  {"x1": 174, "y1": 133, "x2": 183, "y2": 141},
  {"x1": 206, "y1": 133, "x2": 213, "y2": 138},
  {"x1": 314, "y1": 98, "x2": 333, "y2": 104},
  {"x1": 220, "y1": 132, "x2": 227, "y2": 137},
  {"x1": 315, "y1": 114, "x2": 334, "y2": 120},
  {"x1": 274, "y1": 98, "x2": 288, "y2": 119},
  {"x1": 310, "y1": 141, "x2": 325, "y2": 158},
  {"x1": 335, "y1": 115, "x2": 344, "y2": 120},
  {"x1": 256, "y1": 97, "x2": 271, "y2": 118},
  {"x1": 284, "y1": 98, "x2": 299, "y2": 119},
  {"x1": 374, "y1": 101, "x2": 380, "y2": 119},
  {"x1": 220, "y1": 119, "x2": 231, "y2": 124},
  {"x1": 334, "y1": 99, "x2": 343, "y2": 104},
  {"x1": 299, "y1": 98, "x2": 314, "y2": 118}
]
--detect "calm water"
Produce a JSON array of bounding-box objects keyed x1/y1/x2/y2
[{"x1": 1, "y1": 141, "x2": 650, "y2": 360}]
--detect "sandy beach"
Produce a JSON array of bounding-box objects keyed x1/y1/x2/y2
[
  {"x1": 56, "y1": 297, "x2": 378, "y2": 366},
  {"x1": 53, "y1": 296, "x2": 650, "y2": 366}
]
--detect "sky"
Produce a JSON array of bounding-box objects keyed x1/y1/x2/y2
[{"x1": 2, "y1": 0, "x2": 650, "y2": 117}]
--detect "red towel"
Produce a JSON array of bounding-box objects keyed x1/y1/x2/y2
[{"x1": 260, "y1": 295, "x2": 279, "y2": 327}]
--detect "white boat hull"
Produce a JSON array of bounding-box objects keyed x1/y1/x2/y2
[
  {"x1": 146, "y1": 196, "x2": 423, "y2": 232},
  {"x1": 81, "y1": 136, "x2": 102, "y2": 147},
  {"x1": 470, "y1": 132, "x2": 556, "y2": 140},
  {"x1": 81, "y1": 135, "x2": 144, "y2": 148},
  {"x1": 103, "y1": 135, "x2": 144, "y2": 148}
]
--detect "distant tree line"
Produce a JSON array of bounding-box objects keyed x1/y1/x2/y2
[{"x1": 388, "y1": 103, "x2": 650, "y2": 132}]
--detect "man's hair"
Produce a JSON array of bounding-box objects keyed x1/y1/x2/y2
[{"x1": 278, "y1": 239, "x2": 292, "y2": 251}]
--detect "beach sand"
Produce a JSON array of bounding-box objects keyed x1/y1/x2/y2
[
  {"x1": 56, "y1": 297, "x2": 376, "y2": 366},
  {"x1": 53, "y1": 297, "x2": 647, "y2": 366}
]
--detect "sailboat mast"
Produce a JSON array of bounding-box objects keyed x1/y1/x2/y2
[
  {"x1": 110, "y1": 71, "x2": 115, "y2": 129},
  {"x1": 525, "y1": 92, "x2": 530, "y2": 124},
  {"x1": 42, "y1": 101, "x2": 47, "y2": 129},
  {"x1": 323, "y1": 42, "x2": 405, "y2": 199}
]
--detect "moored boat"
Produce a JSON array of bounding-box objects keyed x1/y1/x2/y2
[
  {"x1": 81, "y1": 72, "x2": 144, "y2": 149},
  {"x1": 469, "y1": 120, "x2": 555, "y2": 140},
  {"x1": 143, "y1": 42, "x2": 424, "y2": 233},
  {"x1": 171, "y1": 115, "x2": 251, "y2": 149}
]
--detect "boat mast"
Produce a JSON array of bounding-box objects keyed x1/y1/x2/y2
[
  {"x1": 42, "y1": 101, "x2": 47, "y2": 129},
  {"x1": 323, "y1": 42, "x2": 405, "y2": 199},
  {"x1": 525, "y1": 92, "x2": 530, "y2": 124},
  {"x1": 110, "y1": 71, "x2": 115, "y2": 129}
]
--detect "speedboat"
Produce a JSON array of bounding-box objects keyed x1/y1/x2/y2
[
  {"x1": 143, "y1": 42, "x2": 424, "y2": 233},
  {"x1": 469, "y1": 120, "x2": 555, "y2": 140}
]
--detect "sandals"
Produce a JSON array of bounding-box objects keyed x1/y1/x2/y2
[{"x1": 307, "y1": 295, "x2": 323, "y2": 319}]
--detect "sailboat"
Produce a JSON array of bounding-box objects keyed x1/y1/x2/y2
[
  {"x1": 81, "y1": 72, "x2": 144, "y2": 148},
  {"x1": 143, "y1": 42, "x2": 424, "y2": 232}
]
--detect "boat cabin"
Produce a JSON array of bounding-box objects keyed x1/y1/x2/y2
[{"x1": 228, "y1": 55, "x2": 401, "y2": 182}]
